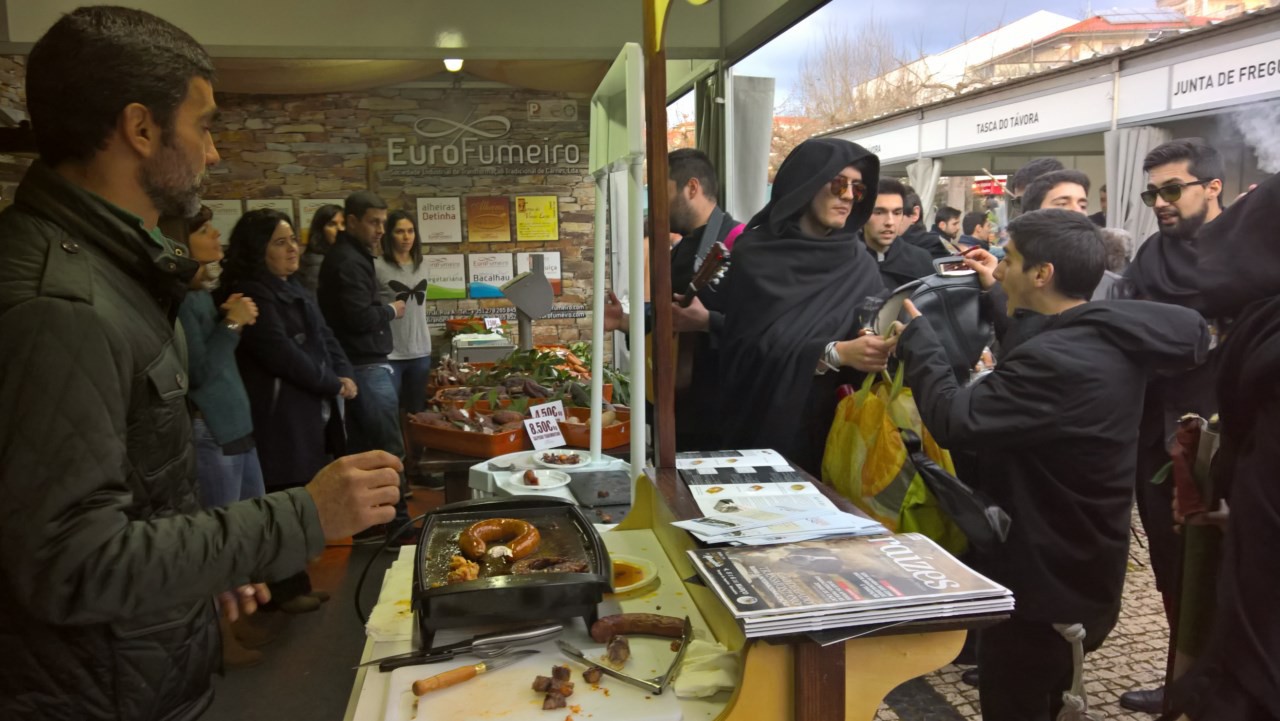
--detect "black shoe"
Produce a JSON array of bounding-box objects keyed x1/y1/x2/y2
[
  {"x1": 960, "y1": 668, "x2": 979, "y2": 687},
  {"x1": 1119, "y1": 687, "x2": 1164, "y2": 713}
]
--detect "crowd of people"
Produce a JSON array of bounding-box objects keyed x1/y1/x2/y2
[
  {"x1": 2, "y1": 6, "x2": 1278, "y2": 721},
  {"x1": 620, "y1": 132, "x2": 1273, "y2": 719}
]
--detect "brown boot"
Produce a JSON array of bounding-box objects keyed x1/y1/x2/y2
[
  {"x1": 220, "y1": 616, "x2": 264, "y2": 668},
  {"x1": 232, "y1": 614, "x2": 283, "y2": 650}
]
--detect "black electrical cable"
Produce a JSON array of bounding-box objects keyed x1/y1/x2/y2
[{"x1": 354, "y1": 513, "x2": 427, "y2": 626}]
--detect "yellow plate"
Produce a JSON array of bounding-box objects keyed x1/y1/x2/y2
[{"x1": 609, "y1": 554, "x2": 658, "y2": 594}]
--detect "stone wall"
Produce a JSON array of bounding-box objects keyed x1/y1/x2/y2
[
  {"x1": 0, "y1": 55, "x2": 32, "y2": 205},
  {"x1": 0, "y1": 55, "x2": 607, "y2": 350},
  {"x1": 210, "y1": 86, "x2": 601, "y2": 350}
]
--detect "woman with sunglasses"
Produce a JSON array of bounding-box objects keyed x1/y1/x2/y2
[{"x1": 717, "y1": 138, "x2": 895, "y2": 476}]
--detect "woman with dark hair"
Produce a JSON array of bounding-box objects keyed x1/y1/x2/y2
[
  {"x1": 297, "y1": 203, "x2": 344, "y2": 294},
  {"x1": 220, "y1": 208, "x2": 358, "y2": 613},
  {"x1": 172, "y1": 206, "x2": 265, "y2": 666},
  {"x1": 376, "y1": 209, "x2": 432, "y2": 414}
]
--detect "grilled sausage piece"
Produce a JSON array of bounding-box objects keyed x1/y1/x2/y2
[
  {"x1": 590, "y1": 613, "x2": 684, "y2": 643},
  {"x1": 458, "y1": 518, "x2": 541, "y2": 561}
]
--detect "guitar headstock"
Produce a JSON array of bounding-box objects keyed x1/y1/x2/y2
[
  {"x1": 690, "y1": 242, "x2": 730, "y2": 293},
  {"x1": 677, "y1": 242, "x2": 730, "y2": 308}
]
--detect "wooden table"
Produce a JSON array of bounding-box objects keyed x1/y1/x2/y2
[{"x1": 644, "y1": 466, "x2": 1005, "y2": 721}]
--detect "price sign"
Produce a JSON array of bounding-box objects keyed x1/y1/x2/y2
[
  {"x1": 523, "y1": 415, "x2": 566, "y2": 450},
  {"x1": 529, "y1": 400, "x2": 566, "y2": 423},
  {"x1": 484, "y1": 317, "x2": 502, "y2": 330}
]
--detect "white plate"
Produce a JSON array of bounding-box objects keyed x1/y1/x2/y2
[
  {"x1": 512, "y1": 468, "x2": 571, "y2": 491},
  {"x1": 533, "y1": 451, "x2": 589, "y2": 470},
  {"x1": 608, "y1": 553, "x2": 658, "y2": 594}
]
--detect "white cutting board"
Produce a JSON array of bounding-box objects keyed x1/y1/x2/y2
[{"x1": 382, "y1": 619, "x2": 682, "y2": 721}]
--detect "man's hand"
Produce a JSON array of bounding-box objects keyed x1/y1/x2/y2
[
  {"x1": 221, "y1": 293, "x2": 259, "y2": 327},
  {"x1": 836, "y1": 331, "x2": 899, "y2": 373},
  {"x1": 217, "y1": 583, "x2": 271, "y2": 623},
  {"x1": 961, "y1": 248, "x2": 999, "y2": 290},
  {"x1": 671, "y1": 294, "x2": 710, "y2": 333},
  {"x1": 306, "y1": 451, "x2": 404, "y2": 541},
  {"x1": 390, "y1": 300, "x2": 407, "y2": 319},
  {"x1": 338, "y1": 377, "x2": 358, "y2": 400},
  {"x1": 603, "y1": 291, "x2": 629, "y2": 333}
]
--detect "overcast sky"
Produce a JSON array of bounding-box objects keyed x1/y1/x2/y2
[{"x1": 732, "y1": 0, "x2": 1160, "y2": 104}]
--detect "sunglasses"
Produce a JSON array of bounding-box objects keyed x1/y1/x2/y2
[
  {"x1": 1141, "y1": 179, "x2": 1211, "y2": 207},
  {"x1": 828, "y1": 177, "x2": 868, "y2": 202}
]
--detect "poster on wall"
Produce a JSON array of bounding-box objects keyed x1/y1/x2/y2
[
  {"x1": 297, "y1": 198, "x2": 344, "y2": 246},
  {"x1": 516, "y1": 251, "x2": 562, "y2": 295},
  {"x1": 515, "y1": 195, "x2": 559, "y2": 241},
  {"x1": 202, "y1": 200, "x2": 243, "y2": 246},
  {"x1": 245, "y1": 198, "x2": 296, "y2": 225},
  {"x1": 465, "y1": 196, "x2": 512, "y2": 243},
  {"x1": 416, "y1": 198, "x2": 463, "y2": 244},
  {"x1": 425, "y1": 254, "x2": 467, "y2": 300},
  {"x1": 468, "y1": 253, "x2": 515, "y2": 299}
]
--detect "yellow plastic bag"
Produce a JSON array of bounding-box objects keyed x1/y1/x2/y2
[{"x1": 822, "y1": 365, "x2": 969, "y2": 554}]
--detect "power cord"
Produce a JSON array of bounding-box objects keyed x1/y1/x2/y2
[{"x1": 354, "y1": 513, "x2": 427, "y2": 626}]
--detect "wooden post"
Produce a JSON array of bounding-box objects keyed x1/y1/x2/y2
[
  {"x1": 794, "y1": 641, "x2": 847, "y2": 720},
  {"x1": 642, "y1": 0, "x2": 676, "y2": 468}
]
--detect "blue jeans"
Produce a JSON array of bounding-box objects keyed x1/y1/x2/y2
[
  {"x1": 346, "y1": 363, "x2": 410, "y2": 532},
  {"x1": 389, "y1": 356, "x2": 432, "y2": 414},
  {"x1": 192, "y1": 418, "x2": 266, "y2": 508}
]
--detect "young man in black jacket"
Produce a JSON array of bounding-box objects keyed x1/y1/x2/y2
[
  {"x1": 318, "y1": 190, "x2": 412, "y2": 542},
  {"x1": 861, "y1": 179, "x2": 936, "y2": 290},
  {"x1": 895, "y1": 209, "x2": 1209, "y2": 721},
  {"x1": 1118, "y1": 138, "x2": 1225, "y2": 713},
  {"x1": 0, "y1": 9, "x2": 401, "y2": 719}
]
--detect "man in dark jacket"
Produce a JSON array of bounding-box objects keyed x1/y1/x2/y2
[
  {"x1": 1118, "y1": 138, "x2": 1224, "y2": 713},
  {"x1": 0, "y1": 8, "x2": 402, "y2": 720},
  {"x1": 956, "y1": 211, "x2": 991, "y2": 252},
  {"x1": 861, "y1": 178, "x2": 935, "y2": 290},
  {"x1": 896, "y1": 209, "x2": 1208, "y2": 721},
  {"x1": 899, "y1": 188, "x2": 926, "y2": 240},
  {"x1": 663, "y1": 149, "x2": 742, "y2": 450},
  {"x1": 603, "y1": 149, "x2": 743, "y2": 450},
  {"x1": 318, "y1": 190, "x2": 412, "y2": 542}
]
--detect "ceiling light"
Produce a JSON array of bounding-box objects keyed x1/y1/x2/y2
[{"x1": 444, "y1": 58, "x2": 464, "y2": 72}]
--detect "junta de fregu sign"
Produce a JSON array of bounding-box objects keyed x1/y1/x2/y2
[{"x1": 387, "y1": 114, "x2": 584, "y2": 177}]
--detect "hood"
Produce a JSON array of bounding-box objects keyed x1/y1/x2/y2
[
  {"x1": 1058, "y1": 300, "x2": 1209, "y2": 371},
  {"x1": 747, "y1": 138, "x2": 880, "y2": 238},
  {"x1": 1198, "y1": 172, "x2": 1280, "y2": 317}
]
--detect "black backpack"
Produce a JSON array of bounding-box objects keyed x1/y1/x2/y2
[{"x1": 874, "y1": 262, "x2": 994, "y2": 381}]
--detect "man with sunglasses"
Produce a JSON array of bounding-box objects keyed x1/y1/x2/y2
[
  {"x1": 1119, "y1": 137, "x2": 1225, "y2": 715},
  {"x1": 861, "y1": 178, "x2": 936, "y2": 290}
]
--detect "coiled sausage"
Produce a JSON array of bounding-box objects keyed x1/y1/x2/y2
[{"x1": 458, "y1": 518, "x2": 541, "y2": 561}]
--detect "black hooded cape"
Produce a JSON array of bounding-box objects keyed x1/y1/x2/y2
[
  {"x1": 1173, "y1": 172, "x2": 1280, "y2": 720},
  {"x1": 717, "y1": 139, "x2": 885, "y2": 475}
]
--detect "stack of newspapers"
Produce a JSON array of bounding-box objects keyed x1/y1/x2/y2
[{"x1": 688, "y1": 533, "x2": 1014, "y2": 638}]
